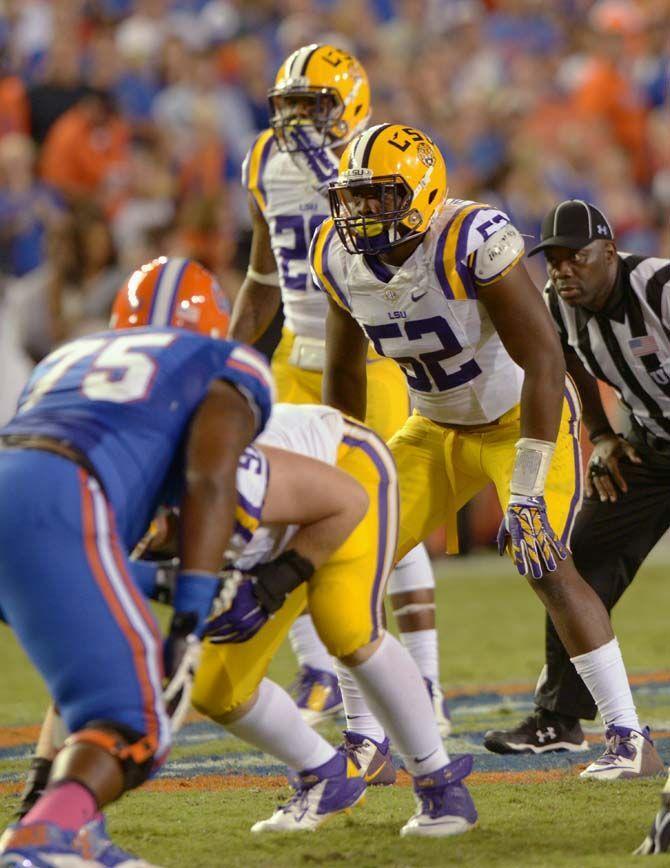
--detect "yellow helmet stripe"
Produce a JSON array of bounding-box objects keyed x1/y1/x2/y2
[
  {"x1": 244, "y1": 129, "x2": 274, "y2": 212},
  {"x1": 435, "y1": 202, "x2": 482, "y2": 300}
]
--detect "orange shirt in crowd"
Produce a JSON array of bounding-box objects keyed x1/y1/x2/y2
[
  {"x1": 572, "y1": 58, "x2": 649, "y2": 183},
  {"x1": 0, "y1": 75, "x2": 29, "y2": 138},
  {"x1": 40, "y1": 103, "x2": 130, "y2": 198}
]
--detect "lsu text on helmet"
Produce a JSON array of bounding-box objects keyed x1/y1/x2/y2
[
  {"x1": 268, "y1": 43, "x2": 370, "y2": 154},
  {"x1": 110, "y1": 257, "x2": 231, "y2": 339},
  {"x1": 329, "y1": 123, "x2": 448, "y2": 255}
]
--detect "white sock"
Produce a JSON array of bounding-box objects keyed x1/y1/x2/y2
[
  {"x1": 333, "y1": 659, "x2": 386, "y2": 743},
  {"x1": 570, "y1": 637, "x2": 640, "y2": 730},
  {"x1": 289, "y1": 614, "x2": 336, "y2": 673},
  {"x1": 343, "y1": 633, "x2": 448, "y2": 776},
  {"x1": 224, "y1": 678, "x2": 336, "y2": 771},
  {"x1": 400, "y1": 628, "x2": 439, "y2": 684}
]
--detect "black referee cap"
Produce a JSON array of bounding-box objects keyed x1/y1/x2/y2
[{"x1": 527, "y1": 200, "x2": 614, "y2": 257}]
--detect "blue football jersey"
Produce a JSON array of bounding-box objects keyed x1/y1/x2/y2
[{"x1": 0, "y1": 327, "x2": 274, "y2": 548}]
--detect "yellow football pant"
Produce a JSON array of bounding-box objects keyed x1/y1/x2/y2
[
  {"x1": 191, "y1": 419, "x2": 398, "y2": 719},
  {"x1": 271, "y1": 327, "x2": 410, "y2": 441},
  {"x1": 390, "y1": 383, "x2": 582, "y2": 561}
]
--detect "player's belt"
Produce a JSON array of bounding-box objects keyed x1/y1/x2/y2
[
  {"x1": 0, "y1": 434, "x2": 105, "y2": 491},
  {"x1": 288, "y1": 335, "x2": 326, "y2": 372}
]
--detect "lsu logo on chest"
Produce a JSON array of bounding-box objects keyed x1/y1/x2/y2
[{"x1": 383, "y1": 286, "x2": 431, "y2": 321}]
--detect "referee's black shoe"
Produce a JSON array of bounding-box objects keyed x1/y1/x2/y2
[{"x1": 484, "y1": 708, "x2": 589, "y2": 754}]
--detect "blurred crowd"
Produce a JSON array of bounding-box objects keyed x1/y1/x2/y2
[{"x1": 0, "y1": 0, "x2": 668, "y2": 424}]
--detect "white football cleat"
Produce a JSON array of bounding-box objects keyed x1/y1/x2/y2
[
  {"x1": 252, "y1": 753, "x2": 365, "y2": 833},
  {"x1": 580, "y1": 726, "x2": 664, "y2": 780}
]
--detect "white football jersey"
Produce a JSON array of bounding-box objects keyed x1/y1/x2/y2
[
  {"x1": 311, "y1": 199, "x2": 526, "y2": 425},
  {"x1": 226, "y1": 403, "x2": 344, "y2": 570},
  {"x1": 242, "y1": 130, "x2": 330, "y2": 340}
]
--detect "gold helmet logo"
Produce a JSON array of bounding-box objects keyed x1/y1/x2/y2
[{"x1": 417, "y1": 143, "x2": 436, "y2": 168}]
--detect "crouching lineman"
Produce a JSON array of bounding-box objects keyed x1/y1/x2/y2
[
  {"x1": 0, "y1": 258, "x2": 274, "y2": 867},
  {"x1": 231, "y1": 43, "x2": 448, "y2": 734},
  {"x1": 192, "y1": 403, "x2": 476, "y2": 837},
  {"x1": 311, "y1": 124, "x2": 662, "y2": 783}
]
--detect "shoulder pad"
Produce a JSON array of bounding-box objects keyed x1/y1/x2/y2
[
  {"x1": 472, "y1": 224, "x2": 525, "y2": 285},
  {"x1": 309, "y1": 219, "x2": 351, "y2": 311},
  {"x1": 225, "y1": 344, "x2": 276, "y2": 433},
  {"x1": 241, "y1": 129, "x2": 275, "y2": 213}
]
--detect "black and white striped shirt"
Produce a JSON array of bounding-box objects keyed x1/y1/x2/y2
[{"x1": 544, "y1": 252, "x2": 670, "y2": 440}]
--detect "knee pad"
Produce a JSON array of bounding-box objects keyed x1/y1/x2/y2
[
  {"x1": 310, "y1": 606, "x2": 367, "y2": 659},
  {"x1": 64, "y1": 720, "x2": 156, "y2": 791},
  {"x1": 388, "y1": 544, "x2": 435, "y2": 595}
]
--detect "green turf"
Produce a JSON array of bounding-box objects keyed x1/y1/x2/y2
[
  {"x1": 1, "y1": 552, "x2": 669, "y2": 866},
  {"x1": 0, "y1": 779, "x2": 663, "y2": 868}
]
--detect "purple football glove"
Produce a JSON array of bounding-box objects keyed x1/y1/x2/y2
[
  {"x1": 497, "y1": 495, "x2": 568, "y2": 580},
  {"x1": 203, "y1": 569, "x2": 269, "y2": 644}
]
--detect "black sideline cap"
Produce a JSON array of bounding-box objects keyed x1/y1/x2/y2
[{"x1": 527, "y1": 200, "x2": 614, "y2": 257}]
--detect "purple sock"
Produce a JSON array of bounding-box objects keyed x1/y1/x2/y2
[{"x1": 22, "y1": 781, "x2": 97, "y2": 832}]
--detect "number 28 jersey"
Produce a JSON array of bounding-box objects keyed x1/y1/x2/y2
[
  {"x1": 0, "y1": 328, "x2": 275, "y2": 548},
  {"x1": 310, "y1": 199, "x2": 526, "y2": 426},
  {"x1": 243, "y1": 129, "x2": 329, "y2": 340}
]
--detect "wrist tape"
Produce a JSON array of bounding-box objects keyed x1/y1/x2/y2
[{"x1": 510, "y1": 438, "x2": 556, "y2": 497}]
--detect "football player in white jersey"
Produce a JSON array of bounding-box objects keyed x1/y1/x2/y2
[
  {"x1": 312, "y1": 123, "x2": 661, "y2": 784},
  {"x1": 230, "y1": 45, "x2": 451, "y2": 751},
  {"x1": 193, "y1": 404, "x2": 475, "y2": 836}
]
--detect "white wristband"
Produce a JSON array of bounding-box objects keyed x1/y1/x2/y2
[
  {"x1": 510, "y1": 437, "x2": 556, "y2": 497},
  {"x1": 247, "y1": 267, "x2": 280, "y2": 287}
]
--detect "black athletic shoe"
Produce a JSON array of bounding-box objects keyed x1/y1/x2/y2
[
  {"x1": 634, "y1": 790, "x2": 670, "y2": 854},
  {"x1": 484, "y1": 709, "x2": 589, "y2": 755}
]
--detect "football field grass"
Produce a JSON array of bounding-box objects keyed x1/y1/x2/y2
[{"x1": 1, "y1": 550, "x2": 669, "y2": 866}]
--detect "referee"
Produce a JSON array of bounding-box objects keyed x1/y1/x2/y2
[{"x1": 484, "y1": 200, "x2": 670, "y2": 774}]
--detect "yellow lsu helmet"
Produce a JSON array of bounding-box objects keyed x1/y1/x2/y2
[
  {"x1": 329, "y1": 123, "x2": 448, "y2": 254},
  {"x1": 268, "y1": 43, "x2": 370, "y2": 154}
]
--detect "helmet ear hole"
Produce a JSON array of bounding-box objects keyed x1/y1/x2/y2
[
  {"x1": 428, "y1": 189, "x2": 437, "y2": 204},
  {"x1": 354, "y1": 104, "x2": 363, "y2": 116}
]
